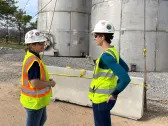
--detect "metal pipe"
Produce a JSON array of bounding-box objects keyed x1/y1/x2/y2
[{"x1": 143, "y1": 0, "x2": 147, "y2": 111}]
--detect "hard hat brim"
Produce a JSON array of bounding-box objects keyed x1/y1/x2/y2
[
  {"x1": 91, "y1": 31, "x2": 115, "y2": 34},
  {"x1": 25, "y1": 40, "x2": 47, "y2": 44}
]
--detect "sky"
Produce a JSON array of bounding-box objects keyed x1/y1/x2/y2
[{"x1": 16, "y1": 0, "x2": 38, "y2": 22}]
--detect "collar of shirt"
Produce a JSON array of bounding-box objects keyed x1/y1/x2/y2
[{"x1": 29, "y1": 49, "x2": 41, "y2": 60}]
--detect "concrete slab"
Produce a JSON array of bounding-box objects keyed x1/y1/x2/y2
[{"x1": 47, "y1": 66, "x2": 144, "y2": 120}]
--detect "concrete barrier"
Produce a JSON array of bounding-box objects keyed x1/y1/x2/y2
[{"x1": 47, "y1": 66, "x2": 144, "y2": 120}]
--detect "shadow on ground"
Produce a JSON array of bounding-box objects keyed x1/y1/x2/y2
[{"x1": 140, "y1": 100, "x2": 168, "y2": 121}]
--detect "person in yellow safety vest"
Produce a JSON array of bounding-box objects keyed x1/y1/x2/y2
[
  {"x1": 88, "y1": 20, "x2": 131, "y2": 126},
  {"x1": 20, "y1": 29, "x2": 56, "y2": 126}
]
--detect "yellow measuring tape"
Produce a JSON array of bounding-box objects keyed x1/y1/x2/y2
[
  {"x1": 50, "y1": 66, "x2": 148, "y2": 88},
  {"x1": 49, "y1": 73, "x2": 93, "y2": 79},
  {"x1": 130, "y1": 81, "x2": 148, "y2": 89},
  {"x1": 49, "y1": 67, "x2": 92, "y2": 79}
]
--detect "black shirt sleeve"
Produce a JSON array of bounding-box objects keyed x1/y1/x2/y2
[{"x1": 28, "y1": 61, "x2": 40, "y2": 80}]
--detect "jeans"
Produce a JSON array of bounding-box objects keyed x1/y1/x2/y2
[
  {"x1": 25, "y1": 107, "x2": 47, "y2": 126},
  {"x1": 92, "y1": 100, "x2": 116, "y2": 126}
]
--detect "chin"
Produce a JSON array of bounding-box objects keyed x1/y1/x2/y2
[
  {"x1": 96, "y1": 43, "x2": 101, "y2": 46},
  {"x1": 96, "y1": 42, "x2": 99, "y2": 45}
]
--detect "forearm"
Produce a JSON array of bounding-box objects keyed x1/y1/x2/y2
[
  {"x1": 108, "y1": 63, "x2": 131, "y2": 96},
  {"x1": 30, "y1": 79, "x2": 52, "y2": 88},
  {"x1": 112, "y1": 75, "x2": 131, "y2": 96},
  {"x1": 101, "y1": 53, "x2": 131, "y2": 96}
]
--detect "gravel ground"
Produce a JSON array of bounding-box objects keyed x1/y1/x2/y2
[
  {"x1": 0, "y1": 47, "x2": 168, "y2": 102},
  {"x1": 1, "y1": 47, "x2": 168, "y2": 125}
]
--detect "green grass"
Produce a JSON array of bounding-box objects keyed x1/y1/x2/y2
[{"x1": 0, "y1": 41, "x2": 25, "y2": 49}]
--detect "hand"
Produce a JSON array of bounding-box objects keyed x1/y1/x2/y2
[
  {"x1": 106, "y1": 95, "x2": 116, "y2": 103},
  {"x1": 49, "y1": 79, "x2": 56, "y2": 87}
]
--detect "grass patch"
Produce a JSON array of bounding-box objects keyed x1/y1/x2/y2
[{"x1": 0, "y1": 41, "x2": 25, "y2": 49}]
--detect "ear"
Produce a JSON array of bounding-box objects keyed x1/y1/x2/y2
[
  {"x1": 101, "y1": 35, "x2": 105, "y2": 40},
  {"x1": 30, "y1": 44, "x2": 36, "y2": 50}
]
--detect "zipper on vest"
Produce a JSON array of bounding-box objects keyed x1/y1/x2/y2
[{"x1": 93, "y1": 85, "x2": 95, "y2": 97}]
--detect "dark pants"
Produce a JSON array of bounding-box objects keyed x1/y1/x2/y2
[
  {"x1": 25, "y1": 107, "x2": 47, "y2": 126},
  {"x1": 92, "y1": 100, "x2": 116, "y2": 126}
]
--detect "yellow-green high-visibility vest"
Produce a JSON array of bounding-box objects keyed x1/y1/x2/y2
[
  {"x1": 20, "y1": 51, "x2": 52, "y2": 110},
  {"x1": 88, "y1": 47, "x2": 119, "y2": 104}
]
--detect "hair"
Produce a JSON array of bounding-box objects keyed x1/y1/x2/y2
[
  {"x1": 24, "y1": 44, "x2": 29, "y2": 52},
  {"x1": 24, "y1": 43, "x2": 35, "y2": 52},
  {"x1": 96, "y1": 33, "x2": 114, "y2": 44}
]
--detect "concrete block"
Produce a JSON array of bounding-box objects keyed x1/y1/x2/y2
[{"x1": 47, "y1": 66, "x2": 144, "y2": 120}]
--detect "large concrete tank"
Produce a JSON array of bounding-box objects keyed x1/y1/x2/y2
[
  {"x1": 90, "y1": 0, "x2": 168, "y2": 72},
  {"x1": 38, "y1": 0, "x2": 91, "y2": 56}
]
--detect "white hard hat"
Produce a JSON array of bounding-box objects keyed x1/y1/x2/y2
[
  {"x1": 25, "y1": 29, "x2": 47, "y2": 44},
  {"x1": 92, "y1": 20, "x2": 115, "y2": 33}
]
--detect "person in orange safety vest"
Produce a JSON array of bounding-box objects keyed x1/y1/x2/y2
[{"x1": 20, "y1": 29, "x2": 56, "y2": 126}]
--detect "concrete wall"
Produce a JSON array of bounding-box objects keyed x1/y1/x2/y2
[{"x1": 47, "y1": 66, "x2": 144, "y2": 120}]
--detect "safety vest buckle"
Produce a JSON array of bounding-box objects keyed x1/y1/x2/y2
[
  {"x1": 89, "y1": 88, "x2": 95, "y2": 93},
  {"x1": 89, "y1": 85, "x2": 96, "y2": 93}
]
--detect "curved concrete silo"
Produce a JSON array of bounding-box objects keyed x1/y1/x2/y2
[
  {"x1": 38, "y1": 0, "x2": 91, "y2": 56},
  {"x1": 90, "y1": 0, "x2": 168, "y2": 72}
]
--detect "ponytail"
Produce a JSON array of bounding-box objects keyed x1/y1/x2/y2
[{"x1": 24, "y1": 44, "x2": 30, "y2": 52}]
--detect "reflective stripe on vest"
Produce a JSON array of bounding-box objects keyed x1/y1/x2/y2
[
  {"x1": 21, "y1": 87, "x2": 50, "y2": 97},
  {"x1": 89, "y1": 88, "x2": 115, "y2": 94},
  {"x1": 23, "y1": 56, "x2": 37, "y2": 86},
  {"x1": 93, "y1": 72, "x2": 115, "y2": 79},
  {"x1": 21, "y1": 54, "x2": 50, "y2": 98}
]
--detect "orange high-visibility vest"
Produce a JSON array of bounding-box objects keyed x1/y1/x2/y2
[{"x1": 20, "y1": 51, "x2": 52, "y2": 110}]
